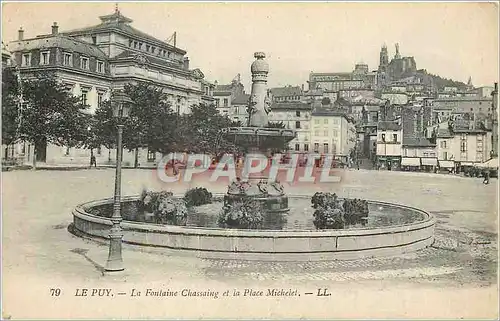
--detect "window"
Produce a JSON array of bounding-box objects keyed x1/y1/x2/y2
[
  {"x1": 146, "y1": 45, "x2": 150, "y2": 52},
  {"x1": 22, "y1": 53, "x2": 31, "y2": 66},
  {"x1": 97, "y1": 61, "x2": 104, "y2": 73},
  {"x1": 205, "y1": 86, "x2": 209, "y2": 95},
  {"x1": 381, "y1": 133, "x2": 386, "y2": 142},
  {"x1": 215, "y1": 99, "x2": 220, "y2": 108},
  {"x1": 460, "y1": 141, "x2": 467, "y2": 152},
  {"x1": 296, "y1": 110, "x2": 301, "y2": 117},
  {"x1": 295, "y1": 121, "x2": 301, "y2": 129},
  {"x1": 332, "y1": 130, "x2": 338, "y2": 137},
  {"x1": 168, "y1": 52, "x2": 171, "y2": 58},
  {"x1": 80, "y1": 57, "x2": 89, "y2": 70},
  {"x1": 40, "y1": 51, "x2": 49, "y2": 65},
  {"x1": 97, "y1": 92, "x2": 104, "y2": 107},
  {"x1": 477, "y1": 135, "x2": 483, "y2": 141},
  {"x1": 129, "y1": 39, "x2": 133, "y2": 47},
  {"x1": 440, "y1": 141, "x2": 447, "y2": 148},
  {"x1": 314, "y1": 130, "x2": 319, "y2": 136},
  {"x1": 223, "y1": 98, "x2": 228, "y2": 107},
  {"x1": 63, "y1": 53, "x2": 72, "y2": 66},
  {"x1": 97, "y1": 147, "x2": 102, "y2": 156},
  {"x1": 134, "y1": 41, "x2": 138, "y2": 49},
  {"x1": 323, "y1": 130, "x2": 328, "y2": 136},
  {"x1": 443, "y1": 151, "x2": 448, "y2": 160},
  {"x1": 92, "y1": 36, "x2": 97, "y2": 45},
  {"x1": 314, "y1": 143, "x2": 319, "y2": 153},
  {"x1": 324, "y1": 119, "x2": 328, "y2": 124},
  {"x1": 235, "y1": 107, "x2": 239, "y2": 115},
  {"x1": 151, "y1": 47, "x2": 156, "y2": 53},
  {"x1": 81, "y1": 90, "x2": 88, "y2": 106},
  {"x1": 324, "y1": 143, "x2": 329, "y2": 154},
  {"x1": 147, "y1": 149, "x2": 156, "y2": 162},
  {"x1": 139, "y1": 42, "x2": 143, "y2": 50},
  {"x1": 304, "y1": 144, "x2": 309, "y2": 151},
  {"x1": 393, "y1": 134, "x2": 398, "y2": 142},
  {"x1": 315, "y1": 119, "x2": 320, "y2": 124},
  {"x1": 295, "y1": 143, "x2": 300, "y2": 151}
]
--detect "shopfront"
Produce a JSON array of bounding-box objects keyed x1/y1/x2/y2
[
  {"x1": 421, "y1": 157, "x2": 438, "y2": 173},
  {"x1": 438, "y1": 160, "x2": 455, "y2": 173},
  {"x1": 377, "y1": 156, "x2": 401, "y2": 171},
  {"x1": 401, "y1": 157, "x2": 421, "y2": 171}
]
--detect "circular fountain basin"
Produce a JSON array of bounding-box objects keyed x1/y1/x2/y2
[{"x1": 71, "y1": 194, "x2": 436, "y2": 261}]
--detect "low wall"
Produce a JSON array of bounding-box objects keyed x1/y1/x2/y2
[{"x1": 72, "y1": 194, "x2": 436, "y2": 261}]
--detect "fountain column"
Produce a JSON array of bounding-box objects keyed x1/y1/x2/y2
[{"x1": 249, "y1": 52, "x2": 271, "y2": 127}]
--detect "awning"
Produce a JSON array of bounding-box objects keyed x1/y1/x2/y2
[
  {"x1": 421, "y1": 158, "x2": 438, "y2": 166},
  {"x1": 477, "y1": 158, "x2": 499, "y2": 168},
  {"x1": 439, "y1": 160, "x2": 455, "y2": 168},
  {"x1": 401, "y1": 157, "x2": 421, "y2": 166},
  {"x1": 460, "y1": 162, "x2": 474, "y2": 166}
]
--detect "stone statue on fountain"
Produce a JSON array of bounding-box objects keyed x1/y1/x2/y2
[{"x1": 221, "y1": 52, "x2": 296, "y2": 214}]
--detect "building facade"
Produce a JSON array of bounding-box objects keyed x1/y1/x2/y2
[
  {"x1": 5, "y1": 9, "x2": 215, "y2": 166},
  {"x1": 376, "y1": 121, "x2": 402, "y2": 170},
  {"x1": 268, "y1": 102, "x2": 312, "y2": 152},
  {"x1": 310, "y1": 108, "x2": 355, "y2": 159}
]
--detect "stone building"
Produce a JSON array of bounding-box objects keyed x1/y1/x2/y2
[
  {"x1": 309, "y1": 108, "x2": 355, "y2": 160},
  {"x1": 377, "y1": 43, "x2": 417, "y2": 87},
  {"x1": 268, "y1": 102, "x2": 312, "y2": 153},
  {"x1": 269, "y1": 85, "x2": 304, "y2": 103},
  {"x1": 4, "y1": 8, "x2": 215, "y2": 166}
]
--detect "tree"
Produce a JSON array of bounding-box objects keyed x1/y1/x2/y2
[
  {"x1": 176, "y1": 103, "x2": 239, "y2": 155},
  {"x1": 122, "y1": 82, "x2": 176, "y2": 167},
  {"x1": 1, "y1": 68, "x2": 20, "y2": 148},
  {"x1": 5, "y1": 71, "x2": 90, "y2": 169}
]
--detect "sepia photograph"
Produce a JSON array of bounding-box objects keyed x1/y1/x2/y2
[{"x1": 1, "y1": 1, "x2": 499, "y2": 319}]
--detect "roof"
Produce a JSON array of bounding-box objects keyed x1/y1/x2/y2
[
  {"x1": 435, "y1": 97, "x2": 492, "y2": 102},
  {"x1": 402, "y1": 137, "x2": 436, "y2": 147},
  {"x1": 63, "y1": 11, "x2": 186, "y2": 55},
  {"x1": 436, "y1": 128, "x2": 453, "y2": 138},
  {"x1": 269, "y1": 86, "x2": 302, "y2": 97},
  {"x1": 304, "y1": 89, "x2": 323, "y2": 96},
  {"x1": 9, "y1": 35, "x2": 108, "y2": 60},
  {"x1": 214, "y1": 84, "x2": 233, "y2": 92},
  {"x1": 232, "y1": 94, "x2": 250, "y2": 105},
  {"x1": 311, "y1": 107, "x2": 347, "y2": 118},
  {"x1": 377, "y1": 121, "x2": 401, "y2": 131},
  {"x1": 271, "y1": 102, "x2": 312, "y2": 111},
  {"x1": 112, "y1": 50, "x2": 185, "y2": 70}
]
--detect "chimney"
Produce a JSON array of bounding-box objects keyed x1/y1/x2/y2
[
  {"x1": 18, "y1": 27, "x2": 24, "y2": 40},
  {"x1": 51, "y1": 22, "x2": 59, "y2": 35},
  {"x1": 183, "y1": 57, "x2": 189, "y2": 70}
]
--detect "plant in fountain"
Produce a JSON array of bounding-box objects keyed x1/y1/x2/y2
[
  {"x1": 343, "y1": 198, "x2": 369, "y2": 226},
  {"x1": 311, "y1": 192, "x2": 346, "y2": 229},
  {"x1": 184, "y1": 187, "x2": 213, "y2": 207},
  {"x1": 217, "y1": 198, "x2": 264, "y2": 229},
  {"x1": 311, "y1": 193, "x2": 370, "y2": 229},
  {"x1": 139, "y1": 189, "x2": 187, "y2": 225}
]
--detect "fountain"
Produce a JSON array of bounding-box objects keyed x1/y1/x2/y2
[
  {"x1": 70, "y1": 52, "x2": 436, "y2": 261},
  {"x1": 221, "y1": 52, "x2": 296, "y2": 215}
]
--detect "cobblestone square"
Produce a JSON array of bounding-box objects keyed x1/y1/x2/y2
[{"x1": 2, "y1": 169, "x2": 498, "y2": 318}]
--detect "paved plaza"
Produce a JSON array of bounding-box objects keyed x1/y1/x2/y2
[{"x1": 2, "y1": 168, "x2": 498, "y2": 319}]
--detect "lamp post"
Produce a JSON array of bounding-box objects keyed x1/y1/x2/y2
[{"x1": 105, "y1": 90, "x2": 133, "y2": 272}]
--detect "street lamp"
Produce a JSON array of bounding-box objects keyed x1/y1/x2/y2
[{"x1": 105, "y1": 89, "x2": 133, "y2": 272}]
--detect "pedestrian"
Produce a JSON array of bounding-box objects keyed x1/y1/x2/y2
[
  {"x1": 90, "y1": 155, "x2": 96, "y2": 168},
  {"x1": 483, "y1": 170, "x2": 490, "y2": 185}
]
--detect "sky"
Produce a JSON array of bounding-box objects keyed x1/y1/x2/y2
[{"x1": 2, "y1": 2, "x2": 499, "y2": 90}]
